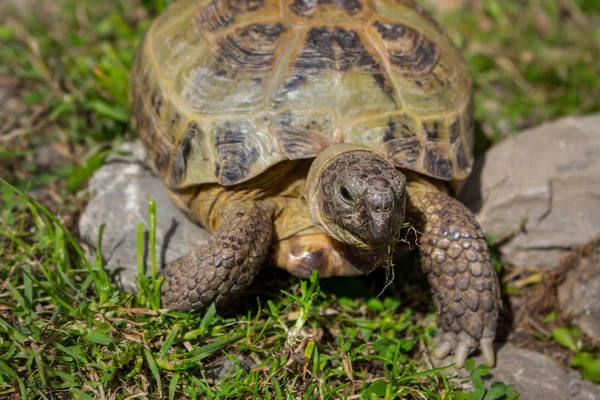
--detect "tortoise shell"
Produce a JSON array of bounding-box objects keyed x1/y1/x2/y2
[{"x1": 130, "y1": 0, "x2": 474, "y2": 188}]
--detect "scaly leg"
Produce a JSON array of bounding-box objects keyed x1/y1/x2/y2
[
  {"x1": 161, "y1": 202, "x2": 272, "y2": 312},
  {"x1": 407, "y1": 182, "x2": 501, "y2": 367}
]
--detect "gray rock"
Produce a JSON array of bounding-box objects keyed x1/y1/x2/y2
[
  {"x1": 433, "y1": 344, "x2": 600, "y2": 399},
  {"x1": 558, "y1": 238, "x2": 600, "y2": 340},
  {"x1": 460, "y1": 115, "x2": 600, "y2": 269},
  {"x1": 79, "y1": 142, "x2": 210, "y2": 292},
  {"x1": 485, "y1": 344, "x2": 600, "y2": 400}
]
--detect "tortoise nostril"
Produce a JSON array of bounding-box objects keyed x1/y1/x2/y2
[{"x1": 369, "y1": 195, "x2": 393, "y2": 213}]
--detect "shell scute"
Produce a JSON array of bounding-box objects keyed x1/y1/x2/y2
[
  {"x1": 169, "y1": 122, "x2": 201, "y2": 187},
  {"x1": 196, "y1": 0, "x2": 270, "y2": 33},
  {"x1": 372, "y1": 20, "x2": 441, "y2": 78},
  {"x1": 421, "y1": 119, "x2": 444, "y2": 142},
  {"x1": 448, "y1": 115, "x2": 461, "y2": 144},
  {"x1": 216, "y1": 23, "x2": 287, "y2": 74},
  {"x1": 422, "y1": 142, "x2": 453, "y2": 180},
  {"x1": 289, "y1": 0, "x2": 364, "y2": 18},
  {"x1": 271, "y1": 110, "x2": 333, "y2": 159},
  {"x1": 213, "y1": 120, "x2": 262, "y2": 185},
  {"x1": 454, "y1": 141, "x2": 471, "y2": 172}
]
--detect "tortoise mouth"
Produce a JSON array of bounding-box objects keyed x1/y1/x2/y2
[{"x1": 347, "y1": 194, "x2": 406, "y2": 247}]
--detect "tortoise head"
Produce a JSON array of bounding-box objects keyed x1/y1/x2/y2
[{"x1": 304, "y1": 144, "x2": 407, "y2": 249}]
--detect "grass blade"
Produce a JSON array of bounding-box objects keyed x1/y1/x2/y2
[{"x1": 144, "y1": 348, "x2": 163, "y2": 395}]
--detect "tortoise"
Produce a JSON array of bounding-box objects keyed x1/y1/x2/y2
[{"x1": 130, "y1": 0, "x2": 501, "y2": 367}]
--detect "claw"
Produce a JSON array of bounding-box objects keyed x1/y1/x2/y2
[
  {"x1": 432, "y1": 341, "x2": 451, "y2": 359},
  {"x1": 454, "y1": 341, "x2": 470, "y2": 368},
  {"x1": 480, "y1": 338, "x2": 495, "y2": 367}
]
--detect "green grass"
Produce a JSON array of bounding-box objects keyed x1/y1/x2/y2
[{"x1": 1, "y1": 0, "x2": 599, "y2": 397}]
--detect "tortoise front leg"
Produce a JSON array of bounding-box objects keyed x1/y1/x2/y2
[
  {"x1": 161, "y1": 202, "x2": 273, "y2": 312},
  {"x1": 406, "y1": 183, "x2": 501, "y2": 368}
]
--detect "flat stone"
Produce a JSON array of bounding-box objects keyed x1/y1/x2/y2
[
  {"x1": 79, "y1": 142, "x2": 210, "y2": 292},
  {"x1": 558, "y1": 237, "x2": 600, "y2": 340},
  {"x1": 460, "y1": 115, "x2": 600, "y2": 269},
  {"x1": 433, "y1": 344, "x2": 600, "y2": 399},
  {"x1": 486, "y1": 344, "x2": 600, "y2": 399}
]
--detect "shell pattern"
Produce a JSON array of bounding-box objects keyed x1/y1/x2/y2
[{"x1": 130, "y1": 0, "x2": 474, "y2": 188}]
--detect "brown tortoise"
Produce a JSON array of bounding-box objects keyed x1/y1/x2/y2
[{"x1": 130, "y1": 0, "x2": 501, "y2": 367}]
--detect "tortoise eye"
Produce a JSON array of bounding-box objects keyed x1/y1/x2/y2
[{"x1": 340, "y1": 186, "x2": 353, "y2": 203}]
